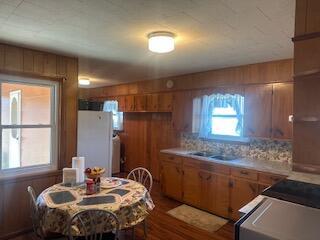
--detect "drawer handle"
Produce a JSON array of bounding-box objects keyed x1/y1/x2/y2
[
  {"x1": 175, "y1": 167, "x2": 180, "y2": 173},
  {"x1": 240, "y1": 170, "x2": 249, "y2": 175}
]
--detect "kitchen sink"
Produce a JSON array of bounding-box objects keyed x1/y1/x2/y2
[
  {"x1": 189, "y1": 151, "x2": 237, "y2": 161},
  {"x1": 189, "y1": 151, "x2": 217, "y2": 157},
  {"x1": 210, "y1": 155, "x2": 237, "y2": 161}
]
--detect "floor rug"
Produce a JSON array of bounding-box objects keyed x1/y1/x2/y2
[{"x1": 167, "y1": 204, "x2": 228, "y2": 233}]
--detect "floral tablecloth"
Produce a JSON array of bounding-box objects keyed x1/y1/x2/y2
[{"x1": 37, "y1": 177, "x2": 154, "y2": 236}]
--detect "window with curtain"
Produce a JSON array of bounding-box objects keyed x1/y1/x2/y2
[
  {"x1": 103, "y1": 100, "x2": 123, "y2": 131},
  {"x1": 193, "y1": 94, "x2": 244, "y2": 139}
]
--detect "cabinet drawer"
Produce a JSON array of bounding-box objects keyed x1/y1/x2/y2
[
  {"x1": 198, "y1": 162, "x2": 230, "y2": 175},
  {"x1": 259, "y1": 173, "x2": 285, "y2": 185},
  {"x1": 231, "y1": 168, "x2": 258, "y2": 181},
  {"x1": 160, "y1": 153, "x2": 182, "y2": 164},
  {"x1": 183, "y1": 158, "x2": 200, "y2": 168}
]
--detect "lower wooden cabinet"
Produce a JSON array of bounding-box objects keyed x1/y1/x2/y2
[
  {"x1": 183, "y1": 164, "x2": 201, "y2": 206},
  {"x1": 160, "y1": 154, "x2": 286, "y2": 221},
  {"x1": 214, "y1": 175, "x2": 230, "y2": 218},
  {"x1": 229, "y1": 178, "x2": 259, "y2": 221},
  {"x1": 161, "y1": 160, "x2": 183, "y2": 201}
]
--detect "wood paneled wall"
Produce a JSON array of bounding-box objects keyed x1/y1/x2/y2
[
  {"x1": 120, "y1": 113, "x2": 179, "y2": 180},
  {"x1": 81, "y1": 59, "x2": 293, "y2": 181},
  {"x1": 79, "y1": 59, "x2": 292, "y2": 99},
  {"x1": 0, "y1": 43, "x2": 78, "y2": 239},
  {"x1": 293, "y1": 0, "x2": 320, "y2": 173},
  {"x1": 0, "y1": 43, "x2": 78, "y2": 167}
]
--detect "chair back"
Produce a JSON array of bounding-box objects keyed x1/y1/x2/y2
[
  {"x1": 27, "y1": 186, "x2": 43, "y2": 238},
  {"x1": 127, "y1": 167, "x2": 153, "y2": 192},
  {"x1": 68, "y1": 209, "x2": 120, "y2": 240}
]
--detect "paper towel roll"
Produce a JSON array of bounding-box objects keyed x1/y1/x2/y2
[
  {"x1": 63, "y1": 168, "x2": 79, "y2": 184},
  {"x1": 72, "y1": 157, "x2": 85, "y2": 183}
]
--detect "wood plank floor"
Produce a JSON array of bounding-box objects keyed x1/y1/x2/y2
[{"x1": 11, "y1": 181, "x2": 234, "y2": 240}]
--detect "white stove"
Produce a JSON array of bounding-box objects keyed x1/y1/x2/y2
[{"x1": 235, "y1": 179, "x2": 320, "y2": 240}]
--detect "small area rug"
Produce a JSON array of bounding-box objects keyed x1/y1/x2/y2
[{"x1": 167, "y1": 204, "x2": 228, "y2": 233}]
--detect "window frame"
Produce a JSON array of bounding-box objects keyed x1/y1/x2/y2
[
  {"x1": 0, "y1": 74, "x2": 59, "y2": 177},
  {"x1": 208, "y1": 96, "x2": 246, "y2": 142}
]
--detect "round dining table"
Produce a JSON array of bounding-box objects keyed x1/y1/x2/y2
[{"x1": 37, "y1": 177, "x2": 154, "y2": 236}]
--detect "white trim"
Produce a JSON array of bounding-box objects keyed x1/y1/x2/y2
[{"x1": 0, "y1": 74, "x2": 59, "y2": 176}]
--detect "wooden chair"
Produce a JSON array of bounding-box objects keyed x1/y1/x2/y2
[
  {"x1": 127, "y1": 167, "x2": 153, "y2": 239},
  {"x1": 68, "y1": 209, "x2": 120, "y2": 240},
  {"x1": 27, "y1": 186, "x2": 65, "y2": 240}
]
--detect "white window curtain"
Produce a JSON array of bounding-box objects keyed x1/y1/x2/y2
[
  {"x1": 192, "y1": 97, "x2": 202, "y2": 133},
  {"x1": 198, "y1": 94, "x2": 244, "y2": 138},
  {"x1": 103, "y1": 100, "x2": 123, "y2": 130}
]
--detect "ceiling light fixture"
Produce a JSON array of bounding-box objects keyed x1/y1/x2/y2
[
  {"x1": 148, "y1": 31, "x2": 175, "y2": 53},
  {"x1": 79, "y1": 78, "x2": 90, "y2": 86}
]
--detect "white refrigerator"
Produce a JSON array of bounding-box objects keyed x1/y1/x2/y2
[{"x1": 77, "y1": 111, "x2": 113, "y2": 177}]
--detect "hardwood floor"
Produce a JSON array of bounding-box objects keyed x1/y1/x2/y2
[{"x1": 11, "y1": 180, "x2": 234, "y2": 240}]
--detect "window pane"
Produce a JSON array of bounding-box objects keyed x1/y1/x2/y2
[
  {"x1": 211, "y1": 117, "x2": 240, "y2": 136},
  {"x1": 212, "y1": 106, "x2": 237, "y2": 115},
  {"x1": 2, "y1": 128, "x2": 51, "y2": 169},
  {"x1": 1, "y1": 82, "x2": 52, "y2": 125}
]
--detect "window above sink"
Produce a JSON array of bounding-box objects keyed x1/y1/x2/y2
[{"x1": 192, "y1": 93, "x2": 248, "y2": 142}]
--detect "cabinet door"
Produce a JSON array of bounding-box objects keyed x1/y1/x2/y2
[
  {"x1": 199, "y1": 171, "x2": 216, "y2": 212},
  {"x1": 134, "y1": 95, "x2": 147, "y2": 111},
  {"x1": 158, "y1": 93, "x2": 173, "y2": 112},
  {"x1": 230, "y1": 178, "x2": 259, "y2": 221},
  {"x1": 214, "y1": 175, "x2": 230, "y2": 218},
  {"x1": 117, "y1": 96, "x2": 126, "y2": 112},
  {"x1": 161, "y1": 161, "x2": 183, "y2": 201},
  {"x1": 146, "y1": 94, "x2": 159, "y2": 112},
  {"x1": 183, "y1": 165, "x2": 201, "y2": 207},
  {"x1": 125, "y1": 95, "x2": 135, "y2": 112},
  {"x1": 172, "y1": 91, "x2": 193, "y2": 132},
  {"x1": 244, "y1": 84, "x2": 272, "y2": 138},
  {"x1": 272, "y1": 83, "x2": 293, "y2": 139}
]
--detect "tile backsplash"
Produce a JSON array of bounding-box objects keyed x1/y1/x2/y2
[{"x1": 181, "y1": 133, "x2": 292, "y2": 164}]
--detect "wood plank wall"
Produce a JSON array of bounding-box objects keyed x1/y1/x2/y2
[
  {"x1": 0, "y1": 43, "x2": 78, "y2": 239},
  {"x1": 79, "y1": 59, "x2": 292, "y2": 98},
  {"x1": 292, "y1": 0, "x2": 320, "y2": 173},
  {"x1": 80, "y1": 59, "x2": 293, "y2": 181}
]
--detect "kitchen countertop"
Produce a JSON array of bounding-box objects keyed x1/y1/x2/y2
[{"x1": 160, "y1": 148, "x2": 320, "y2": 185}]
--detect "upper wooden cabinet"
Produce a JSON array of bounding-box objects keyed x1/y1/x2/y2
[
  {"x1": 272, "y1": 83, "x2": 293, "y2": 139},
  {"x1": 125, "y1": 95, "x2": 135, "y2": 112},
  {"x1": 244, "y1": 84, "x2": 273, "y2": 138},
  {"x1": 134, "y1": 95, "x2": 147, "y2": 111},
  {"x1": 158, "y1": 93, "x2": 173, "y2": 112},
  {"x1": 117, "y1": 96, "x2": 126, "y2": 112},
  {"x1": 146, "y1": 94, "x2": 159, "y2": 112},
  {"x1": 172, "y1": 91, "x2": 193, "y2": 132}
]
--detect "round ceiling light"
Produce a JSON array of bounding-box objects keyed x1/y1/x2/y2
[
  {"x1": 148, "y1": 31, "x2": 175, "y2": 53},
  {"x1": 79, "y1": 78, "x2": 90, "y2": 86}
]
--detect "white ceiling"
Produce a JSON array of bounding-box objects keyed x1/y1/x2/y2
[{"x1": 0, "y1": 0, "x2": 295, "y2": 88}]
